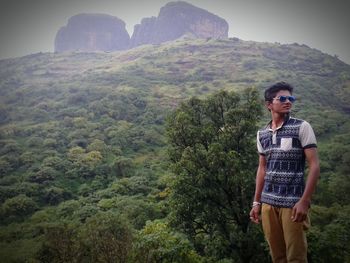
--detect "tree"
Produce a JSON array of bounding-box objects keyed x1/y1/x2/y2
[
  {"x1": 132, "y1": 220, "x2": 202, "y2": 263},
  {"x1": 1, "y1": 194, "x2": 38, "y2": 221},
  {"x1": 166, "y1": 89, "x2": 268, "y2": 262},
  {"x1": 67, "y1": 147, "x2": 103, "y2": 178},
  {"x1": 308, "y1": 205, "x2": 350, "y2": 263},
  {"x1": 27, "y1": 166, "x2": 58, "y2": 184},
  {"x1": 42, "y1": 187, "x2": 72, "y2": 205},
  {"x1": 80, "y1": 212, "x2": 133, "y2": 263},
  {"x1": 87, "y1": 139, "x2": 109, "y2": 155},
  {"x1": 36, "y1": 223, "x2": 82, "y2": 263},
  {"x1": 0, "y1": 158, "x2": 12, "y2": 176},
  {"x1": 97, "y1": 196, "x2": 161, "y2": 229},
  {"x1": 112, "y1": 156, "x2": 133, "y2": 177}
]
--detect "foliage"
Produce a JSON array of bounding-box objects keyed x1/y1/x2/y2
[
  {"x1": 80, "y1": 212, "x2": 133, "y2": 263},
  {"x1": 36, "y1": 223, "x2": 82, "y2": 263},
  {"x1": 166, "y1": 89, "x2": 268, "y2": 262},
  {"x1": 132, "y1": 220, "x2": 202, "y2": 263},
  {"x1": 36, "y1": 212, "x2": 133, "y2": 263},
  {"x1": 308, "y1": 205, "x2": 350, "y2": 263},
  {"x1": 1, "y1": 194, "x2": 38, "y2": 222},
  {"x1": 0, "y1": 38, "x2": 349, "y2": 262}
]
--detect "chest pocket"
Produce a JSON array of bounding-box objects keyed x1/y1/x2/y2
[{"x1": 280, "y1": 138, "x2": 293, "y2": 151}]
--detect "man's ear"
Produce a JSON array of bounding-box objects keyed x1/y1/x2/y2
[{"x1": 265, "y1": 101, "x2": 272, "y2": 111}]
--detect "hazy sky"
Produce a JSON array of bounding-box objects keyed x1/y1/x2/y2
[{"x1": 1, "y1": 0, "x2": 349, "y2": 64}]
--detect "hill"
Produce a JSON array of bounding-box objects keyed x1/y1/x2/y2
[{"x1": 0, "y1": 38, "x2": 349, "y2": 262}]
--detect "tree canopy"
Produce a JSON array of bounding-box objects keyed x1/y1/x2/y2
[{"x1": 166, "y1": 89, "x2": 268, "y2": 262}]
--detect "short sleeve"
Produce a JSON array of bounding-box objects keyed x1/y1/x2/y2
[
  {"x1": 299, "y1": 121, "x2": 317, "y2": 149},
  {"x1": 257, "y1": 131, "x2": 264, "y2": 154}
]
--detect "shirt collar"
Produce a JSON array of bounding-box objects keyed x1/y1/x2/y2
[{"x1": 265, "y1": 114, "x2": 291, "y2": 131}]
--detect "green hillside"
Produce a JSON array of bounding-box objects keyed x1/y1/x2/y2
[{"x1": 0, "y1": 38, "x2": 349, "y2": 262}]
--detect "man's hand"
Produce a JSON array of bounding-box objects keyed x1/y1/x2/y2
[
  {"x1": 291, "y1": 199, "x2": 310, "y2": 222},
  {"x1": 249, "y1": 205, "x2": 261, "y2": 224}
]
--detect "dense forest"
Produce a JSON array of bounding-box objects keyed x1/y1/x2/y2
[{"x1": 0, "y1": 38, "x2": 349, "y2": 262}]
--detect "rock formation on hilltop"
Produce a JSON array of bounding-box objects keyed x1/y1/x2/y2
[
  {"x1": 54, "y1": 2, "x2": 229, "y2": 52},
  {"x1": 131, "y1": 17, "x2": 158, "y2": 47},
  {"x1": 54, "y1": 13, "x2": 130, "y2": 52},
  {"x1": 130, "y1": 1, "x2": 228, "y2": 47}
]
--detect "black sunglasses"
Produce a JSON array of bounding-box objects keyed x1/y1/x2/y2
[{"x1": 274, "y1": 95, "x2": 296, "y2": 103}]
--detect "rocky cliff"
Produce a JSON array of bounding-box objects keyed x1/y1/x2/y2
[
  {"x1": 54, "y1": 2, "x2": 229, "y2": 52},
  {"x1": 130, "y1": 17, "x2": 158, "y2": 47},
  {"x1": 54, "y1": 13, "x2": 130, "y2": 52},
  {"x1": 130, "y1": 1, "x2": 228, "y2": 47}
]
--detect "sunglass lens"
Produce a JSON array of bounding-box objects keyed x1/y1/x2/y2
[
  {"x1": 279, "y1": 96, "x2": 287, "y2": 102},
  {"x1": 288, "y1": 96, "x2": 296, "y2": 103}
]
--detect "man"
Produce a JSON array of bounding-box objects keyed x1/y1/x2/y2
[{"x1": 249, "y1": 82, "x2": 320, "y2": 263}]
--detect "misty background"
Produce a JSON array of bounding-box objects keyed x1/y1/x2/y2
[{"x1": 0, "y1": 0, "x2": 349, "y2": 64}]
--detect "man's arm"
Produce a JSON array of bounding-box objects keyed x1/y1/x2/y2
[
  {"x1": 291, "y1": 147, "x2": 320, "y2": 222},
  {"x1": 249, "y1": 154, "x2": 266, "y2": 224}
]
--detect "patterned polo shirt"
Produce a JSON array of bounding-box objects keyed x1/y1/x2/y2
[{"x1": 257, "y1": 116, "x2": 317, "y2": 208}]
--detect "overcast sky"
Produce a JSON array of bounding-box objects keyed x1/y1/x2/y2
[{"x1": 0, "y1": 0, "x2": 349, "y2": 64}]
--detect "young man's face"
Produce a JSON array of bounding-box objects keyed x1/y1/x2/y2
[{"x1": 267, "y1": 90, "x2": 294, "y2": 114}]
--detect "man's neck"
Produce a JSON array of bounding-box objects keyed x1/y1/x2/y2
[{"x1": 271, "y1": 112, "x2": 289, "y2": 130}]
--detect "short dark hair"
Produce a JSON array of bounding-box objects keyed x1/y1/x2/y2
[{"x1": 264, "y1": 82, "x2": 294, "y2": 102}]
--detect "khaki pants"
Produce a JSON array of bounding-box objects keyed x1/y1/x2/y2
[{"x1": 261, "y1": 204, "x2": 310, "y2": 263}]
